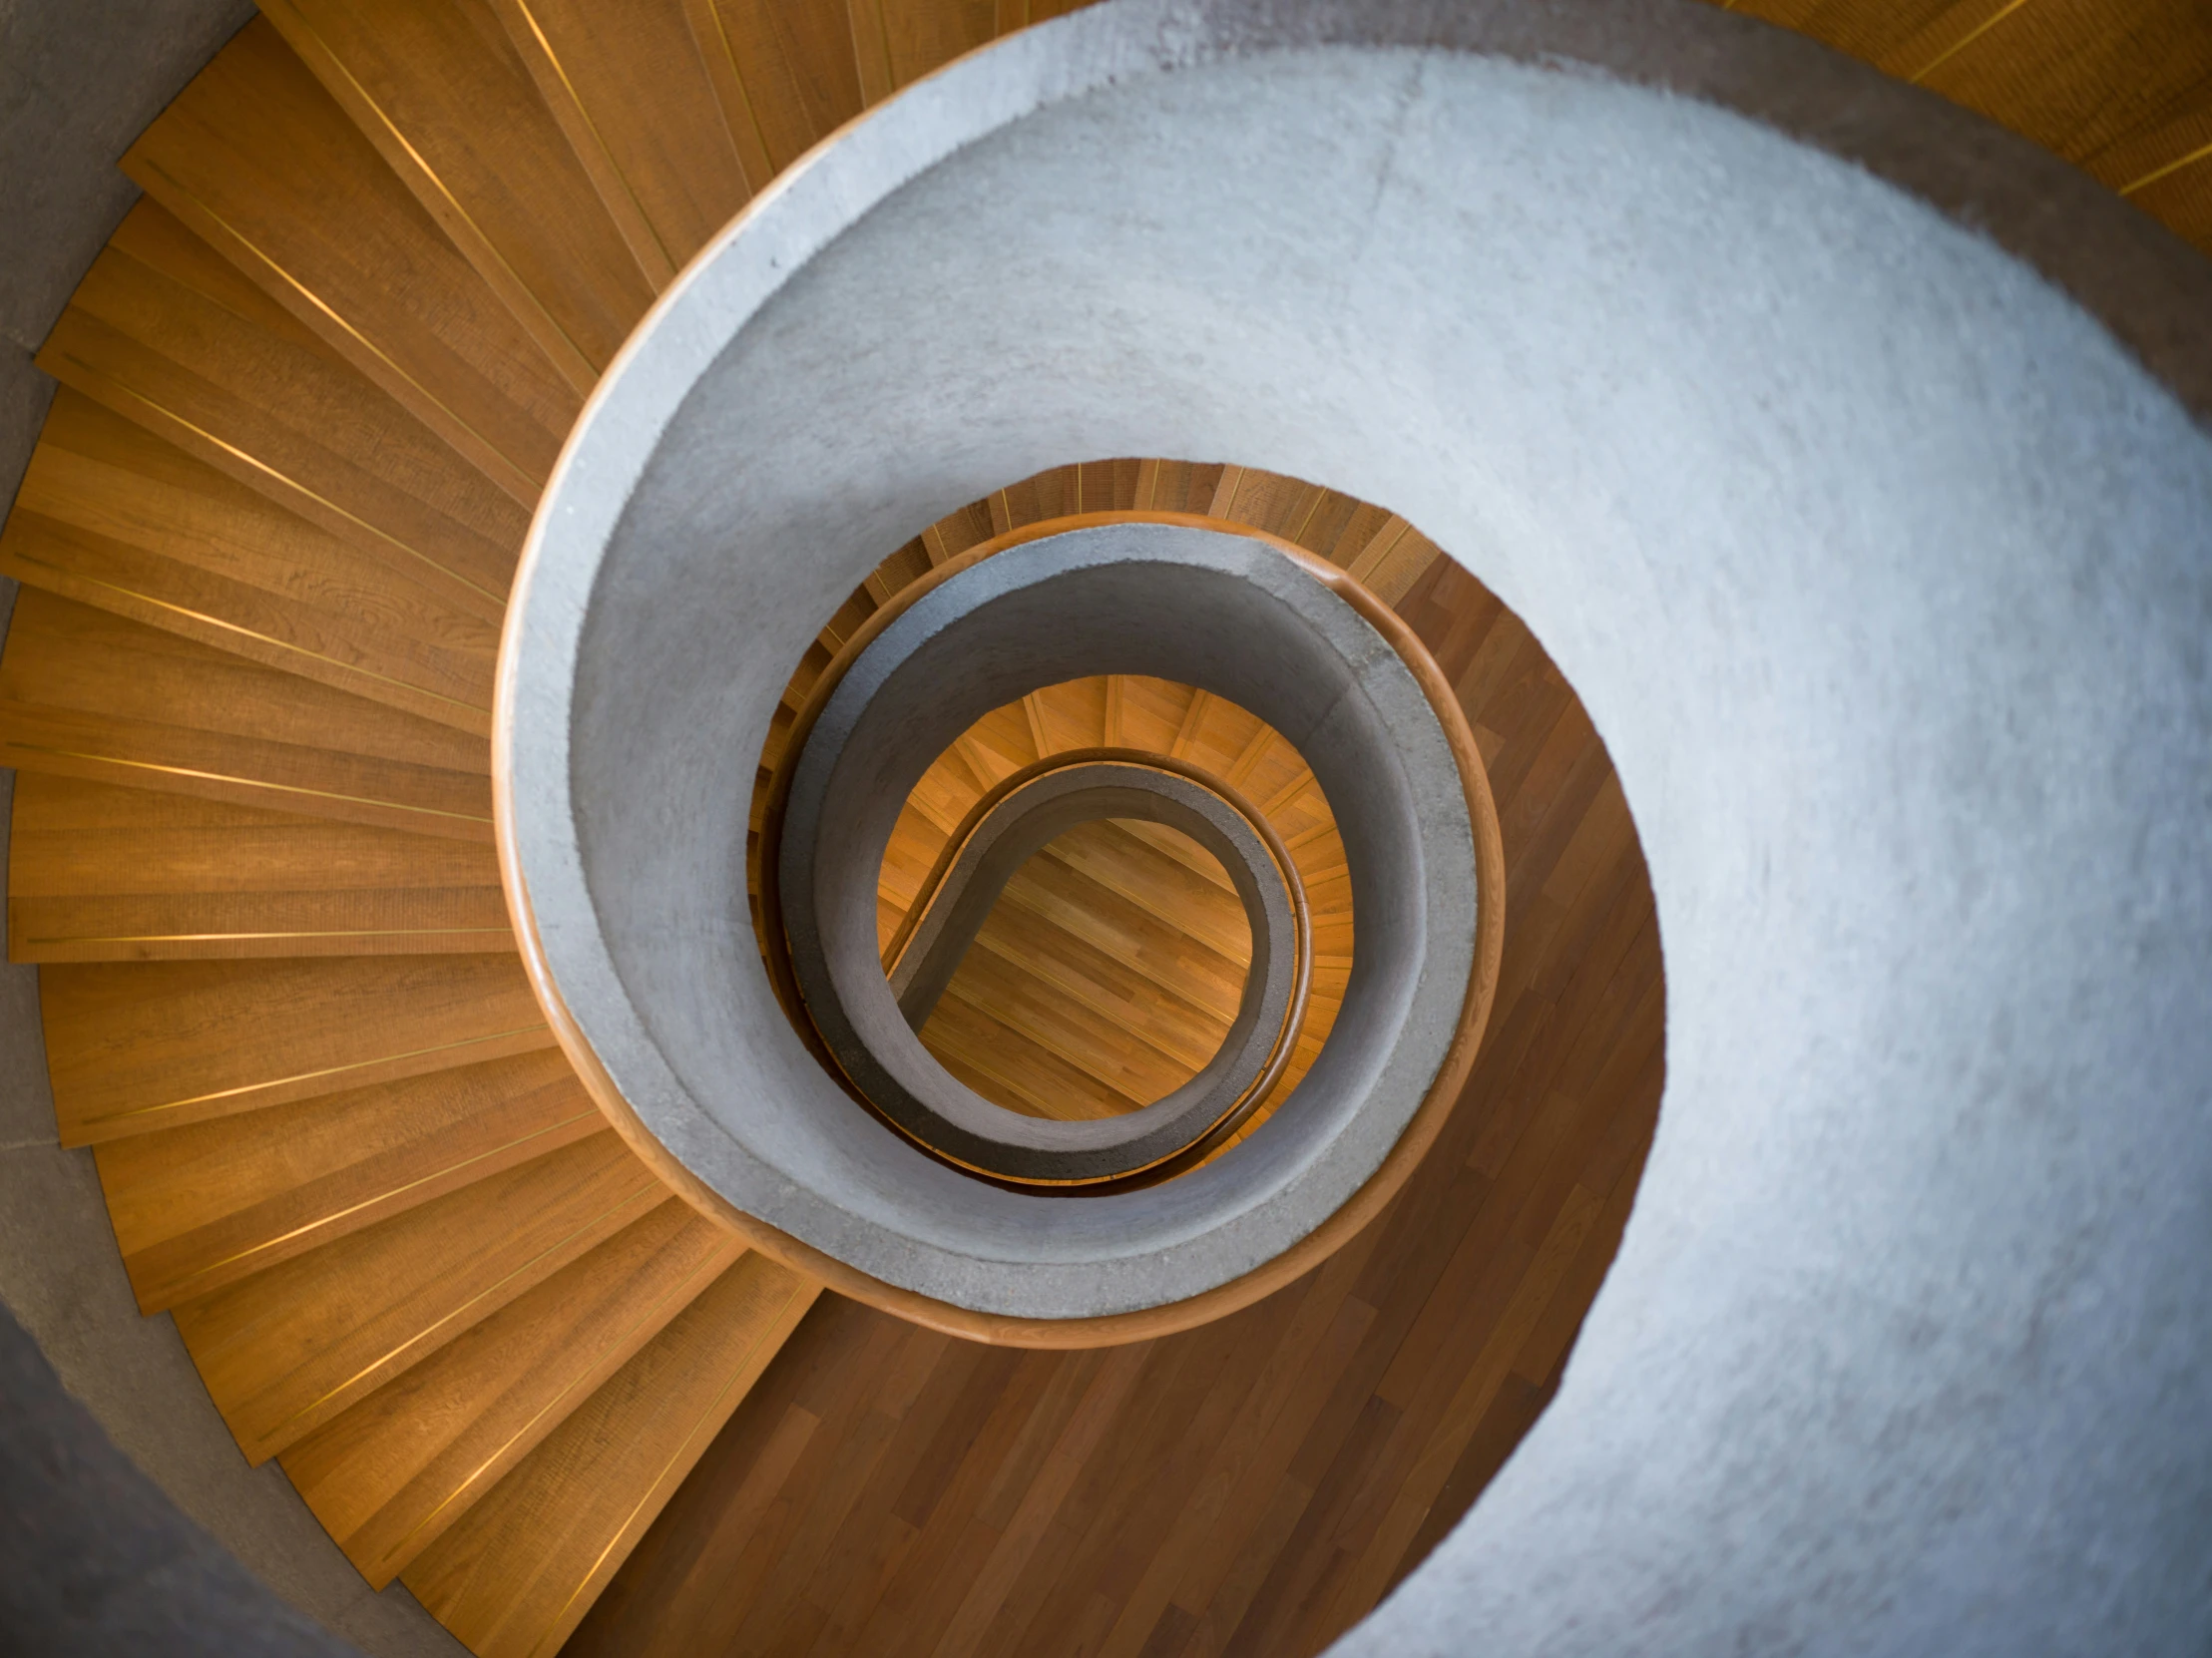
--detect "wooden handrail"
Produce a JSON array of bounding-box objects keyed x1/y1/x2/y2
[
  {"x1": 854, "y1": 747, "x2": 1314, "y2": 1189},
  {"x1": 510, "y1": 510, "x2": 1505, "y2": 1346}
]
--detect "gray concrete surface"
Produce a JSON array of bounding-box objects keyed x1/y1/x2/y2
[
  {"x1": 820, "y1": 740, "x2": 1303, "y2": 1180},
  {"x1": 0, "y1": 4, "x2": 467, "y2": 1653},
  {"x1": 512, "y1": 507, "x2": 1478, "y2": 1317},
  {"x1": 0, "y1": 1298, "x2": 365, "y2": 1656},
  {"x1": 498, "y1": 0, "x2": 2212, "y2": 1651}
]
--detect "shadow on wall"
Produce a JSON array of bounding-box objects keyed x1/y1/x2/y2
[{"x1": 0, "y1": 1296, "x2": 362, "y2": 1656}]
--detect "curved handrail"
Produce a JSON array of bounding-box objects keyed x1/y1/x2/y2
[
  {"x1": 863, "y1": 749, "x2": 1313, "y2": 1188},
  {"x1": 692, "y1": 508, "x2": 1507, "y2": 1341}
]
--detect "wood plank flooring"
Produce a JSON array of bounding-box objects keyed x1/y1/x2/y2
[{"x1": 569, "y1": 553, "x2": 1663, "y2": 1658}]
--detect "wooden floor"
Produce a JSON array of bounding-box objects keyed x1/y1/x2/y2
[
  {"x1": 568, "y1": 554, "x2": 1663, "y2": 1658},
  {"x1": 2, "y1": 2, "x2": 2201, "y2": 1655}
]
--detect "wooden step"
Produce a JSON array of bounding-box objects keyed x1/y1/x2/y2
[
  {"x1": 987, "y1": 831, "x2": 1246, "y2": 1010},
  {"x1": 172, "y1": 1130, "x2": 666, "y2": 1460},
  {"x1": 921, "y1": 991, "x2": 1148, "y2": 1121},
  {"x1": 42, "y1": 954, "x2": 553, "y2": 1144},
  {"x1": 857, "y1": 658, "x2": 1352, "y2": 1130},
  {"x1": 258, "y1": 0, "x2": 654, "y2": 389},
  {"x1": 93, "y1": 1047, "x2": 595, "y2": 1311},
  {"x1": 1022, "y1": 811, "x2": 1254, "y2": 959},
  {"x1": 38, "y1": 200, "x2": 524, "y2": 622},
  {"x1": 8, "y1": 774, "x2": 509, "y2": 964},
  {"x1": 847, "y1": 0, "x2": 997, "y2": 106},
  {"x1": 1203, "y1": 460, "x2": 1443, "y2": 604},
  {"x1": 679, "y1": 0, "x2": 865, "y2": 190},
  {"x1": 0, "y1": 591, "x2": 492, "y2": 839},
  {"x1": 927, "y1": 926, "x2": 1219, "y2": 1109},
  {"x1": 282, "y1": 1202, "x2": 744, "y2": 1585},
  {"x1": 122, "y1": 17, "x2": 577, "y2": 499},
  {"x1": 1, "y1": 393, "x2": 498, "y2": 733},
  {"x1": 401, "y1": 1251, "x2": 819, "y2": 1658},
  {"x1": 486, "y1": 0, "x2": 750, "y2": 286}
]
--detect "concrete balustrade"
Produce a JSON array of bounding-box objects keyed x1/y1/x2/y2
[
  {"x1": 865, "y1": 751, "x2": 1308, "y2": 1185},
  {"x1": 504, "y1": 512, "x2": 1489, "y2": 1324},
  {"x1": 496, "y1": 0, "x2": 2212, "y2": 1647}
]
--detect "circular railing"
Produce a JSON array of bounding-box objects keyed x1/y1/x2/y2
[
  {"x1": 503, "y1": 503, "x2": 1504, "y2": 1342},
  {"x1": 863, "y1": 749, "x2": 1311, "y2": 1187}
]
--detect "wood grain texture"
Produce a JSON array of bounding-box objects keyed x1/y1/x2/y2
[
  {"x1": 0, "y1": 591, "x2": 493, "y2": 840},
  {"x1": 571, "y1": 555, "x2": 1657, "y2": 1658},
  {"x1": 849, "y1": 0, "x2": 997, "y2": 104},
  {"x1": 41, "y1": 953, "x2": 552, "y2": 1143},
  {"x1": 682, "y1": 0, "x2": 866, "y2": 191},
  {"x1": 8, "y1": 774, "x2": 510, "y2": 964},
  {"x1": 172, "y1": 1129, "x2": 665, "y2": 1461},
  {"x1": 1, "y1": 392, "x2": 498, "y2": 734},
  {"x1": 122, "y1": 17, "x2": 577, "y2": 499},
  {"x1": 282, "y1": 1201, "x2": 744, "y2": 1585},
  {"x1": 94, "y1": 1047, "x2": 596, "y2": 1311},
  {"x1": 402, "y1": 1253, "x2": 821, "y2": 1658},
  {"x1": 488, "y1": 0, "x2": 751, "y2": 284},
  {"x1": 919, "y1": 817, "x2": 1251, "y2": 1119},
  {"x1": 37, "y1": 200, "x2": 525, "y2": 622},
  {"x1": 257, "y1": 0, "x2": 656, "y2": 388}
]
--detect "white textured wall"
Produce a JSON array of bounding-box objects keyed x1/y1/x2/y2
[{"x1": 508, "y1": 2, "x2": 2212, "y2": 1650}]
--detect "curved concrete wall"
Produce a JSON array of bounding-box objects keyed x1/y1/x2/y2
[
  {"x1": 866, "y1": 760, "x2": 1298, "y2": 1181},
  {"x1": 10, "y1": 1, "x2": 2211, "y2": 1652},
  {"x1": 509, "y1": 0, "x2": 2210, "y2": 1649},
  {"x1": 515, "y1": 513, "x2": 1480, "y2": 1318},
  {"x1": 0, "y1": 6, "x2": 466, "y2": 1654}
]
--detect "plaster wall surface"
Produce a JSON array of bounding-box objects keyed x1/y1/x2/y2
[
  {"x1": 0, "y1": 4, "x2": 466, "y2": 1653},
  {"x1": 500, "y1": 2, "x2": 2212, "y2": 1651}
]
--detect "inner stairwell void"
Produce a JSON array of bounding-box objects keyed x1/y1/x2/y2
[{"x1": 1, "y1": 3, "x2": 2208, "y2": 1658}]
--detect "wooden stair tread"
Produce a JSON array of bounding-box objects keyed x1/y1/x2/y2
[
  {"x1": 400, "y1": 1252, "x2": 819, "y2": 1658},
  {"x1": 922, "y1": 934, "x2": 1219, "y2": 1109},
  {"x1": 988, "y1": 833, "x2": 1250, "y2": 1015},
  {"x1": 2, "y1": 392, "x2": 498, "y2": 733},
  {"x1": 0, "y1": 590, "x2": 493, "y2": 840},
  {"x1": 42, "y1": 954, "x2": 553, "y2": 1143},
  {"x1": 8, "y1": 774, "x2": 509, "y2": 963},
  {"x1": 258, "y1": 0, "x2": 654, "y2": 389},
  {"x1": 173, "y1": 1129, "x2": 666, "y2": 1460},
  {"x1": 283, "y1": 1202, "x2": 745, "y2": 1585},
  {"x1": 848, "y1": 0, "x2": 996, "y2": 107},
  {"x1": 1022, "y1": 815, "x2": 1254, "y2": 961},
  {"x1": 123, "y1": 17, "x2": 576, "y2": 498},
  {"x1": 40, "y1": 200, "x2": 525, "y2": 620},
  {"x1": 681, "y1": 0, "x2": 866, "y2": 190},
  {"x1": 921, "y1": 992, "x2": 1143, "y2": 1120},
  {"x1": 487, "y1": 0, "x2": 751, "y2": 285},
  {"x1": 95, "y1": 1047, "x2": 594, "y2": 1311}
]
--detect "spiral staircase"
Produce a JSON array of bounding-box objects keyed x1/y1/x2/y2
[{"x1": 2, "y1": 2, "x2": 2209, "y2": 1657}]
